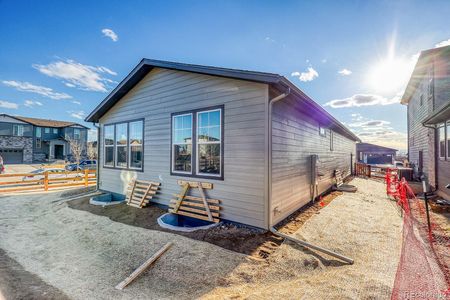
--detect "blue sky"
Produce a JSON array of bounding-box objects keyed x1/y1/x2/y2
[{"x1": 1, "y1": 0, "x2": 449, "y2": 150}]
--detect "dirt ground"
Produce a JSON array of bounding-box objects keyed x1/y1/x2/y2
[
  {"x1": 67, "y1": 191, "x2": 341, "y2": 259},
  {"x1": 0, "y1": 178, "x2": 405, "y2": 299}
]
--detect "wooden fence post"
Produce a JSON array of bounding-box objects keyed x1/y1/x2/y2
[
  {"x1": 84, "y1": 169, "x2": 89, "y2": 187},
  {"x1": 44, "y1": 171, "x2": 48, "y2": 191},
  {"x1": 368, "y1": 165, "x2": 371, "y2": 177}
]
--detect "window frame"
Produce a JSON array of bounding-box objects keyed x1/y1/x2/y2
[
  {"x1": 114, "y1": 122, "x2": 128, "y2": 169},
  {"x1": 438, "y1": 123, "x2": 446, "y2": 160},
  {"x1": 128, "y1": 120, "x2": 144, "y2": 170},
  {"x1": 170, "y1": 105, "x2": 224, "y2": 180},
  {"x1": 45, "y1": 127, "x2": 50, "y2": 134},
  {"x1": 73, "y1": 128, "x2": 81, "y2": 140},
  {"x1": 102, "y1": 119, "x2": 144, "y2": 171},
  {"x1": 35, "y1": 127, "x2": 42, "y2": 149},
  {"x1": 171, "y1": 113, "x2": 193, "y2": 175},
  {"x1": 446, "y1": 121, "x2": 450, "y2": 160},
  {"x1": 13, "y1": 124, "x2": 24, "y2": 136},
  {"x1": 330, "y1": 129, "x2": 334, "y2": 151},
  {"x1": 319, "y1": 126, "x2": 326, "y2": 137},
  {"x1": 53, "y1": 128, "x2": 58, "y2": 134}
]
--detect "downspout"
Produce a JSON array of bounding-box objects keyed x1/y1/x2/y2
[
  {"x1": 267, "y1": 86, "x2": 354, "y2": 265},
  {"x1": 268, "y1": 87, "x2": 291, "y2": 228}
]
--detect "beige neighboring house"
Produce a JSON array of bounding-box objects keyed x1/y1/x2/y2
[{"x1": 401, "y1": 45, "x2": 450, "y2": 199}]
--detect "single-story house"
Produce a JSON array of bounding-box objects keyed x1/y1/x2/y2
[
  {"x1": 356, "y1": 142, "x2": 397, "y2": 165},
  {"x1": 0, "y1": 114, "x2": 89, "y2": 163},
  {"x1": 401, "y1": 44, "x2": 450, "y2": 199},
  {"x1": 86, "y1": 59, "x2": 360, "y2": 229}
]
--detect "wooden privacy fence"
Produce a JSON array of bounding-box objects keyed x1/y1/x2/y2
[
  {"x1": 354, "y1": 162, "x2": 389, "y2": 179},
  {"x1": 0, "y1": 169, "x2": 96, "y2": 193}
]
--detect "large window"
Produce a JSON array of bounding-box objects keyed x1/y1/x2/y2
[
  {"x1": 172, "y1": 113, "x2": 192, "y2": 173},
  {"x1": 197, "y1": 109, "x2": 221, "y2": 176},
  {"x1": 74, "y1": 128, "x2": 81, "y2": 140},
  {"x1": 171, "y1": 107, "x2": 223, "y2": 179},
  {"x1": 36, "y1": 127, "x2": 42, "y2": 149},
  {"x1": 103, "y1": 120, "x2": 144, "y2": 170},
  {"x1": 115, "y1": 123, "x2": 128, "y2": 168},
  {"x1": 13, "y1": 124, "x2": 24, "y2": 136},
  {"x1": 104, "y1": 125, "x2": 114, "y2": 167},
  {"x1": 129, "y1": 120, "x2": 143, "y2": 169},
  {"x1": 439, "y1": 124, "x2": 445, "y2": 159}
]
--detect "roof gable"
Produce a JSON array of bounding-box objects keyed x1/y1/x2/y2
[{"x1": 0, "y1": 114, "x2": 87, "y2": 128}]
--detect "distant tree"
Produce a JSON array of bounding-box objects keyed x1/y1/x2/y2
[
  {"x1": 87, "y1": 142, "x2": 97, "y2": 160},
  {"x1": 67, "y1": 137, "x2": 83, "y2": 165}
]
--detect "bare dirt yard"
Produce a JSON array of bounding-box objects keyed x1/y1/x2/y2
[{"x1": 0, "y1": 178, "x2": 404, "y2": 299}]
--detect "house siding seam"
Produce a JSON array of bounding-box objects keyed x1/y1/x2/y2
[
  {"x1": 270, "y1": 97, "x2": 356, "y2": 225},
  {"x1": 98, "y1": 67, "x2": 269, "y2": 228}
]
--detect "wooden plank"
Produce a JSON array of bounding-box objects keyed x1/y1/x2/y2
[
  {"x1": 0, "y1": 185, "x2": 45, "y2": 193},
  {"x1": 197, "y1": 182, "x2": 213, "y2": 221},
  {"x1": 168, "y1": 209, "x2": 219, "y2": 222},
  {"x1": 168, "y1": 204, "x2": 220, "y2": 217},
  {"x1": 172, "y1": 194, "x2": 220, "y2": 204},
  {"x1": 0, "y1": 179, "x2": 43, "y2": 185},
  {"x1": 135, "y1": 180, "x2": 160, "y2": 186},
  {"x1": 127, "y1": 180, "x2": 137, "y2": 204},
  {"x1": 177, "y1": 180, "x2": 212, "y2": 189},
  {"x1": 47, "y1": 182, "x2": 96, "y2": 189},
  {"x1": 138, "y1": 184, "x2": 153, "y2": 208},
  {"x1": 169, "y1": 199, "x2": 220, "y2": 210},
  {"x1": 115, "y1": 242, "x2": 172, "y2": 290},
  {"x1": 172, "y1": 183, "x2": 189, "y2": 213}
]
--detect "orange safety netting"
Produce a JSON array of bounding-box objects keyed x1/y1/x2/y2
[{"x1": 385, "y1": 169, "x2": 450, "y2": 299}]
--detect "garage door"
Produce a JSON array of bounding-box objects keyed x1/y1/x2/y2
[{"x1": 0, "y1": 149, "x2": 23, "y2": 164}]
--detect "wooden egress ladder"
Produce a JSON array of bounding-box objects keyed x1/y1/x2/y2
[{"x1": 169, "y1": 180, "x2": 220, "y2": 222}]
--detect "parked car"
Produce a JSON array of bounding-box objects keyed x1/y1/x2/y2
[
  {"x1": 22, "y1": 168, "x2": 73, "y2": 182},
  {"x1": 65, "y1": 160, "x2": 97, "y2": 171}
]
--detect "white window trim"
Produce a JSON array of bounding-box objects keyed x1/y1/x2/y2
[
  {"x1": 319, "y1": 126, "x2": 326, "y2": 137},
  {"x1": 104, "y1": 125, "x2": 115, "y2": 167},
  {"x1": 13, "y1": 124, "x2": 24, "y2": 136},
  {"x1": 196, "y1": 109, "x2": 222, "y2": 177},
  {"x1": 128, "y1": 120, "x2": 144, "y2": 170},
  {"x1": 171, "y1": 113, "x2": 193, "y2": 175},
  {"x1": 115, "y1": 123, "x2": 128, "y2": 169}
]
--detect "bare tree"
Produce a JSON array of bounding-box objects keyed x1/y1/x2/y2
[
  {"x1": 67, "y1": 137, "x2": 83, "y2": 164},
  {"x1": 87, "y1": 142, "x2": 97, "y2": 160}
]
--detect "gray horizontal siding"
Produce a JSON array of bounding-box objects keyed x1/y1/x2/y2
[
  {"x1": 271, "y1": 96, "x2": 356, "y2": 225},
  {"x1": 99, "y1": 67, "x2": 268, "y2": 228}
]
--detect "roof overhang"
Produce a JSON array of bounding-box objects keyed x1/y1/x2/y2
[
  {"x1": 86, "y1": 59, "x2": 360, "y2": 142},
  {"x1": 423, "y1": 101, "x2": 450, "y2": 126}
]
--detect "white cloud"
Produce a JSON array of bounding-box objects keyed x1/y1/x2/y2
[
  {"x1": 72, "y1": 100, "x2": 81, "y2": 105},
  {"x1": 325, "y1": 92, "x2": 402, "y2": 108},
  {"x1": 321, "y1": 59, "x2": 327, "y2": 63},
  {"x1": 68, "y1": 110, "x2": 86, "y2": 120},
  {"x1": 347, "y1": 113, "x2": 406, "y2": 151},
  {"x1": 33, "y1": 59, "x2": 117, "y2": 92},
  {"x1": 2, "y1": 80, "x2": 71, "y2": 100},
  {"x1": 435, "y1": 38, "x2": 450, "y2": 48},
  {"x1": 0, "y1": 100, "x2": 19, "y2": 109},
  {"x1": 24, "y1": 100, "x2": 43, "y2": 107},
  {"x1": 265, "y1": 36, "x2": 276, "y2": 43},
  {"x1": 88, "y1": 128, "x2": 97, "y2": 142},
  {"x1": 338, "y1": 68, "x2": 352, "y2": 76},
  {"x1": 101, "y1": 28, "x2": 118, "y2": 42},
  {"x1": 291, "y1": 67, "x2": 319, "y2": 82}
]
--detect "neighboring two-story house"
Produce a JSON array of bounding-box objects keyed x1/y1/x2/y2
[
  {"x1": 401, "y1": 45, "x2": 450, "y2": 199},
  {"x1": 0, "y1": 114, "x2": 89, "y2": 164}
]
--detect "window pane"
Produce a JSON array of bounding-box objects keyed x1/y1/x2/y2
[
  {"x1": 173, "y1": 144, "x2": 191, "y2": 172},
  {"x1": 104, "y1": 125, "x2": 114, "y2": 145},
  {"x1": 129, "y1": 120, "x2": 143, "y2": 145},
  {"x1": 130, "y1": 145, "x2": 142, "y2": 169},
  {"x1": 447, "y1": 123, "x2": 450, "y2": 158},
  {"x1": 198, "y1": 110, "x2": 221, "y2": 142},
  {"x1": 36, "y1": 127, "x2": 41, "y2": 138},
  {"x1": 198, "y1": 144, "x2": 220, "y2": 175},
  {"x1": 116, "y1": 146, "x2": 127, "y2": 167},
  {"x1": 53, "y1": 128, "x2": 58, "y2": 134},
  {"x1": 439, "y1": 126, "x2": 445, "y2": 158},
  {"x1": 209, "y1": 110, "x2": 220, "y2": 126},
  {"x1": 105, "y1": 147, "x2": 114, "y2": 166},
  {"x1": 116, "y1": 123, "x2": 128, "y2": 145},
  {"x1": 173, "y1": 114, "x2": 192, "y2": 144}
]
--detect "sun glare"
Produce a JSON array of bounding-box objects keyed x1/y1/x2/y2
[{"x1": 367, "y1": 57, "x2": 413, "y2": 93}]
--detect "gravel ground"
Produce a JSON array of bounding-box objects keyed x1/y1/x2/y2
[{"x1": 0, "y1": 178, "x2": 403, "y2": 299}]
